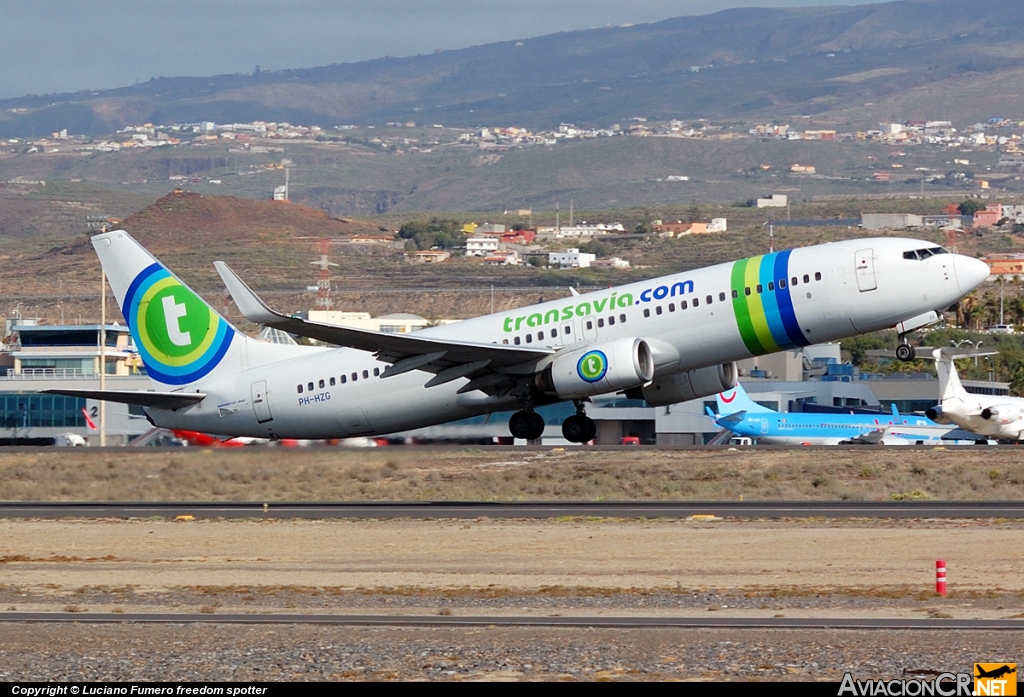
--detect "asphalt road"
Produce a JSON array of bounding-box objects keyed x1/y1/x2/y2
[{"x1": 1, "y1": 500, "x2": 1023, "y2": 519}]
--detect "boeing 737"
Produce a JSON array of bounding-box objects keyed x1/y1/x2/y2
[
  {"x1": 708, "y1": 383, "x2": 958, "y2": 445},
  {"x1": 926, "y1": 348, "x2": 1023, "y2": 440},
  {"x1": 46, "y1": 232, "x2": 988, "y2": 443}
]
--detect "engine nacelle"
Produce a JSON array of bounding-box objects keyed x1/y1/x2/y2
[
  {"x1": 981, "y1": 405, "x2": 1021, "y2": 424},
  {"x1": 536, "y1": 338, "x2": 654, "y2": 400},
  {"x1": 924, "y1": 405, "x2": 954, "y2": 425},
  {"x1": 625, "y1": 362, "x2": 738, "y2": 407}
]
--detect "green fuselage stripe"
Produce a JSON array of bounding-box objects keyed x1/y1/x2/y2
[{"x1": 731, "y1": 259, "x2": 764, "y2": 354}]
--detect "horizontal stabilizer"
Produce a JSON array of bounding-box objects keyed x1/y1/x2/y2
[
  {"x1": 43, "y1": 389, "x2": 205, "y2": 410},
  {"x1": 214, "y1": 261, "x2": 554, "y2": 369},
  {"x1": 717, "y1": 410, "x2": 747, "y2": 425}
]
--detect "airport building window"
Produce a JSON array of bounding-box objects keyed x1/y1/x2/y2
[{"x1": 0, "y1": 393, "x2": 87, "y2": 429}]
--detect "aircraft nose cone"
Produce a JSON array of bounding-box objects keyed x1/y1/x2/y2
[{"x1": 953, "y1": 255, "x2": 991, "y2": 295}]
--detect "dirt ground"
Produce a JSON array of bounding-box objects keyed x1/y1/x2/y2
[{"x1": 2, "y1": 518, "x2": 1022, "y2": 619}]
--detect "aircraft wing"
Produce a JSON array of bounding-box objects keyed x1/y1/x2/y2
[
  {"x1": 844, "y1": 427, "x2": 887, "y2": 445},
  {"x1": 215, "y1": 261, "x2": 554, "y2": 379},
  {"x1": 42, "y1": 389, "x2": 206, "y2": 410},
  {"x1": 715, "y1": 410, "x2": 747, "y2": 426}
]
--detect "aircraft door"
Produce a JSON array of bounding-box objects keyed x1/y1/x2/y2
[
  {"x1": 559, "y1": 321, "x2": 577, "y2": 346},
  {"x1": 251, "y1": 380, "x2": 273, "y2": 423},
  {"x1": 855, "y1": 249, "x2": 877, "y2": 292},
  {"x1": 760, "y1": 418, "x2": 769, "y2": 435},
  {"x1": 581, "y1": 316, "x2": 598, "y2": 342}
]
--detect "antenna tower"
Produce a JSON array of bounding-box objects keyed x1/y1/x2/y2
[{"x1": 311, "y1": 238, "x2": 338, "y2": 311}]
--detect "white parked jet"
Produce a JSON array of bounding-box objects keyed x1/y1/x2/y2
[
  {"x1": 48, "y1": 232, "x2": 988, "y2": 443},
  {"x1": 926, "y1": 348, "x2": 1022, "y2": 440}
]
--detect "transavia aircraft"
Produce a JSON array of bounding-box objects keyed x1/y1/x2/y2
[
  {"x1": 708, "y1": 383, "x2": 958, "y2": 446},
  {"x1": 927, "y1": 348, "x2": 1024, "y2": 440},
  {"x1": 47, "y1": 232, "x2": 989, "y2": 442}
]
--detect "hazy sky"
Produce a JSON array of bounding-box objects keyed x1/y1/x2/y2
[{"x1": 1, "y1": 0, "x2": 886, "y2": 99}]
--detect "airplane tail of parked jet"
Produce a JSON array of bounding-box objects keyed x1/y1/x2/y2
[{"x1": 716, "y1": 383, "x2": 773, "y2": 416}]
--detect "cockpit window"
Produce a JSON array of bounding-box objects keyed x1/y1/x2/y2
[{"x1": 904, "y1": 247, "x2": 948, "y2": 261}]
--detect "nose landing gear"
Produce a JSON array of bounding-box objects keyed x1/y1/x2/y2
[
  {"x1": 561, "y1": 400, "x2": 597, "y2": 444},
  {"x1": 895, "y1": 337, "x2": 916, "y2": 361}
]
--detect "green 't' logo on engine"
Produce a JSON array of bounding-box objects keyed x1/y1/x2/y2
[{"x1": 577, "y1": 350, "x2": 608, "y2": 383}]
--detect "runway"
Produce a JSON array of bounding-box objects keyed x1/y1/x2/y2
[
  {"x1": 2, "y1": 612, "x2": 1023, "y2": 630},
  {"x1": 2, "y1": 499, "x2": 1023, "y2": 519}
]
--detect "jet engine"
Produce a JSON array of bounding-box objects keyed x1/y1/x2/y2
[
  {"x1": 624, "y1": 362, "x2": 738, "y2": 407},
  {"x1": 981, "y1": 405, "x2": 1022, "y2": 425},
  {"x1": 535, "y1": 337, "x2": 654, "y2": 400},
  {"x1": 924, "y1": 405, "x2": 955, "y2": 425}
]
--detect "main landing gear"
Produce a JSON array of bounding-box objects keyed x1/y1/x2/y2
[
  {"x1": 561, "y1": 401, "x2": 597, "y2": 444},
  {"x1": 895, "y1": 336, "x2": 916, "y2": 362},
  {"x1": 509, "y1": 409, "x2": 546, "y2": 441}
]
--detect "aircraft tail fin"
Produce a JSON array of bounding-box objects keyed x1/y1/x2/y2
[
  {"x1": 716, "y1": 382, "x2": 774, "y2": 415},
  {"x1": 931, "y1": 348, "x2": 970, "y2": 403},
  {"x1": 92, "y1": 230, "x2": 246, "y2": 387}
]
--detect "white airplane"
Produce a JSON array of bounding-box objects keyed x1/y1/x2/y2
[
  {"x1": 47, "y1": 232, "x2": 988, "y2": 443},
  {"x1": 926, "y1": 348, "x2": 1021, "y2": 440}
]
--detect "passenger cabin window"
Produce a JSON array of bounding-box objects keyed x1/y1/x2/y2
[
  {"x1": 756, "y1": 284, "x2": 763, "y2": 294},
  {"x1": 706, "y1": 295, "x2": 712, "y2": 304},
  {"x1": 719, "y1": 292, "x2": 726, "y2": 302},
  {"x1": 745, "y1": 287, "x2": 751, "y2": 296},
  {"x1": 732, "y1": 289, "x2": 739, "y2": 299},
  {"x1": 586, "y1": 320, "x2": 593, "y2": 330},
  {"x1": 526, "y1": 334, "x2": 533, "y2": 343},
  {"x1": 656, "y1": 306, "x2": 663, "y2": 315},
  {"x1": 768, "y1": 282, "x2": 774, "y2": 292},
  {"x1": 307, "y1": 382, "x2": 314, "y2": 392},
  {"x1": 297, "y1": 385, "x2": 303, "y2": 394},
  {"x1": 680, "y1": 300, "x2": 687, "y2": 310},
  {"x1": 792, "y1": 276, "x2": 798, "y2": 286},
  {"x1": 363, "y1": 370, "x2": 369, "y2": 379},
  {"x1": 693, "y1": 298, "x2": 700, "y2": 307},
  {"x1": 514, "y1": 336, "x2": 521, "y2": 345},
  {"x1": 319, "y1": 379, "x2": 325, "y2": 389},
  {"x1": 340, "y1": 375, "x2": 347, "y2": 384},
  {"x1": 374, "y1": 368, "x2": 380, "y2": 377},
  {"x1": 668, "y1": 304, "x2": 675, "y2": 312},
  {"x1": 779, "y1": 279, "x2": 786, "y2": 289},
  {"x1": 551, "y1": 328, "x2": 557, "y2": 337},
  {"x1": 803, "y1": 274, "x2": 810, "y2": 284},
  {"x1": 351, "y1": 373, "x2": 358, "y2": 381},
  {"x1": 598, "y1": 318, "x2": 605, "y2": 328},
  {"x1": 814, "y1": 272, "x2": 822, "y2": 281},
  {"x1": 619, "y1": 313, "x2": 626, "y2": 322},
  {"x1": 330, "y1": 377, "x2": 336, "y2": 386},
  {"x1": 608, "y1": 316, "x2": 615, "y2": 326},
  {"x1": 644, "y1": 308, "x2": 650, "y2": 317}
]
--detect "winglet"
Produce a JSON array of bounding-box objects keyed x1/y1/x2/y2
[{"x1": 214, "y1": 261, "x2": 282, "y2": 325}]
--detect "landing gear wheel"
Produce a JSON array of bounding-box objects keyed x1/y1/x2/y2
[
  {"x1": 510, "y1": 410, "x2": 546, "y2": 440},
  {"x1": 561, "y1": 415, "x2": 587, "y2": 443},
  {"x1": 509, "y1": 410, "x2": 534, "y2": 439},
  {"x1": 527, "y1": 411, "x2": 546, "y2": 441},
  {"x1": 580, "y1": 416, "x2": 597, "y2": 444},
  {"x1": 895, "y1": 343, "x2": 916, "y2": 361}
]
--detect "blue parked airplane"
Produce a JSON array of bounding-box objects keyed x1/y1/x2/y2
[{"x1": 707, "y1": 383, "x2": 958, "y2": 445}]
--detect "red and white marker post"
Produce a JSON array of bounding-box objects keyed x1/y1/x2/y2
[{"x1": 935, "y1": 560, "x2": 947, "y2": 597}]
